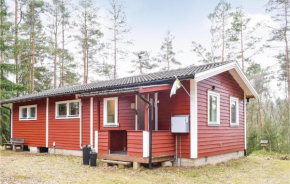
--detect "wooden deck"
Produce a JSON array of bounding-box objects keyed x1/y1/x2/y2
[{"x1": 98, "y1": 153, "x2": 174, "y2": 164}]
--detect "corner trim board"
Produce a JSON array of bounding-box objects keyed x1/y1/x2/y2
[
  {"x1": 143, "y1": 131, "x2": 149, "y2": 157},
  {"x1": 190, "y1": 79, "x2": 198, "y2": 158}
]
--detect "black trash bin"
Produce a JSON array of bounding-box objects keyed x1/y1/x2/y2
[
  {"x1": 90, "y1": 152, "x2": 97, "y2": 167},
  {"x1": 83, "y1": 146, "x2": 91, "y2": 165}
]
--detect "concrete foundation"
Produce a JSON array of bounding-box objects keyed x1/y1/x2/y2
[
  {"x1": 161, "y1": 161, "x2": 173, "y2": 167},
  {"x1": 48, "y1": 148, "x2": 82, "y2": 157},
  {"x1": 133, "y1": 162, "x2": 141, "y2": 170},
  {"x1": 29, "y1": 146, "x2": 40, "y2": 153},
  {"x1": 174, "y1": 151, "x2": 244, "y2": 167}
]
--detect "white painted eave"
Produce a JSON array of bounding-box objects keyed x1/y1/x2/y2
[{"x1": 194, "y1": 62, "x2": 259, "y2": 99}]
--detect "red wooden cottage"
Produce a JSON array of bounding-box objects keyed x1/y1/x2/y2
[{"x1": 0, "y1": 61, "x2": 258, "y2": 168}]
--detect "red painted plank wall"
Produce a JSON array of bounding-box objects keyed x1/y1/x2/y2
[
  {"x1": 127, "y1": 131, "x2": 143, "y2": 156},
  {"x1": 152, "y1": 131, "x2": 175, "y2": 157},
  {"x1": 12, "y1": 99, "x2": 46, "y2": 147},
  {"x1": 158, "y1": 80, "x2": 191, "y2": 158},
  {"x1": 197, "y1": 71, "x2": 245, "y2": 158},
  {"x1": 98, "y1": 131, "x2": 109, "y2": 154},
  {"x1": 99, "y1": 95, "x2": 135, "y2": 130},
  {"x1": 48, "y1": 96, "x2": 81, "y2": 150},
  {"x1": 81, "y1": 97, "x2": 90, "y2": 146}
]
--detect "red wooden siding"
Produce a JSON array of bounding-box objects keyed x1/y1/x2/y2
[
  {"x1": 197, "y1": 71, "x2": 245, "y2": 158},
  {"x1": 99, "y1": 95, "x2": 135, "y2": 130},
  {"x1": 12, "y1": 99, "x2": 46, "y2": 147},
  {"x1": 152, "y1": 131, "x2": 175, "y2": 157},
  {"x1": 48, "y1": 96, "x2": 81, "y2": 150},
  {"x1": 157, "y1": 81, "x2": 191, "y2": 158},
  {"x1": 81, "y1": 98, "x2": 90, "y2": 146},
  {"x1": 98, "y1": 131, "x2": 109, "y2": 154},
  {"x1": 127, "y1": 130, "x2": 143, "y2": 156}
]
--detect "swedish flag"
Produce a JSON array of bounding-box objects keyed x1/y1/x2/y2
[{"x1": 170, "y1": 77, "x2": 183, "y2": 98}]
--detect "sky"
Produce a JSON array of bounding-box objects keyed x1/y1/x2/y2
[
  {"x1": 85, "y1": 0, "x2": 279, "y2": 77},
  {"x1": 5, "y1": 0, "x2": 284, "y2": 95}
]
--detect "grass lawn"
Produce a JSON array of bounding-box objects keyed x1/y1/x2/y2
[{"x1": 0, "y1": 150, "x2": 289, "y2": 184}]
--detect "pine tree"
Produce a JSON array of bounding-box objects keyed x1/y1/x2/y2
[
  {"x1": 156, "y1": 31, "x2": 180, "y2": 70},
  {"x1": 0, "y1": 0, "x2": 23, "y2": 145},
  {"x1": 266, "y1": 0, "x2": 290, "y2": 147},
  {"x1": 229, "y1": 6, "x2": 263, "y2": 71},
  {"x1": 191, "y1": 0, "x2": 231, "y2": 63},
  {"x1": 129, "y1": 51, "x2": 157, "y2": 75},
  {"x1": 22, "y1": 0, "x2": 47, "y2": 93},
  {"x1": 107, "y1": 0, "x2": 131, "y2": 79},
  {"x1": 47, "y1": 0, "x2": 61, "y2": 89},
  {"x1": 75, "y1": 0, "x2": 103, "y2": 84},
  {"x1": 208, "y1": 0, "x2": 231, "y2": 62}
]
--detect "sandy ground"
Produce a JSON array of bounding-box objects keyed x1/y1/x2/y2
[{"x1": 0, "y1": 150, "x2": 289, "y2": 184}]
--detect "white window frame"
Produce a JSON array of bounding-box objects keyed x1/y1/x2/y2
[
  {"x1": 103, "y1": 97, "x2": 119, "y2": 127},
  {"x1": 55, "y1": 99, "x2": 81, "y2": 119},
  {"x1": 19, "y1": 104, "x2": 37, "y2": 121},
  {"x1": 207, "y1": 91, "x2": 220, "y2": 126},
  {"x1": 230, "y1": 96, "x2": 239, "y2": 126}
]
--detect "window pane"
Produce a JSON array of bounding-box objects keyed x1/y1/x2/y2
[
  {"x1": 30, "y1": 107, "x2": 36, "y2": 118},
  {"x1": 107, "y1": 100, "x2": 115, "y2": 123},
  {"x1": 69, "y1": 102, "x2": 79, "y2": 116},
  {"x1": 231, "y1": 100, "x2": 237, "y2": 124},
  {"x1": 58, "y1": 103, "x2": 67, "y2": 116},
  {"x1": 210, "y1": 95, "x2": 217, "y2": 122},
  {"x1": 21, "y1": 108, "x2": 27, "y2": 118}
]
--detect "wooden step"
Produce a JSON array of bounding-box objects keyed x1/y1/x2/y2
[{"x1": 102, "y1": 159, "x2": 132, "y2": 166}]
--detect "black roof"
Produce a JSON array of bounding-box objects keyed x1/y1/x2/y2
[{"x1": 0, "y1": 61, "x2": 233, "y2": 104}]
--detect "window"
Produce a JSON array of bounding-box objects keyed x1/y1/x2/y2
[
  {"x1": 208, "y1": 91, "x2": 220, "y2": 126},
  {"x1": 19, "y1": 105, "x2": 37, "y2": 120},
  {"x1": 103, "y1": 97, "x2": 118, "y2": 127},
  {"x1": 56, "y1": 100, "x2": 80, "y2": 119},
  {"x1": 230, "y1": 97, "x2": 239, "y2": 126}
]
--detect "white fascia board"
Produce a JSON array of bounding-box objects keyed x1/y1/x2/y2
[
  {"x1": 195, "y1": 62, "x2": 259, "y2": 99},
  {"x1": 233, "y1": 64, "x2": 259, "y2": 99},
  {"x1": 95, "y1": 131, "x2": 98, "y2": 152},
  {"x1": 195, "y1": 62, "x2": 236, "y2": 82}
]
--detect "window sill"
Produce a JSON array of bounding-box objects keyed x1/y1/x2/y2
[
  {"x1": 207, "y1": 123, "x2": 220, "y2": 127},
  {"x1": 103, "y1": 124, "x2": 119, "y2": 128},
  {"x1": 55, "y1": 116, "x2": 80, "y2": 119},
  {"x1": 19, "y1": 118, "x2": 37, "y2": 121},
  {"x1": 230, "y1": 124, "x2": 239, "y2": 127}
]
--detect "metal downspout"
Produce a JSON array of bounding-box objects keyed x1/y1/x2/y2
[{"x1": 136, "y1": 91, "x2": 153, "y2": 169}]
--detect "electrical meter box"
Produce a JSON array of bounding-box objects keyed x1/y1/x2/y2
[{"x1": 171, "y1": 115, "x2": 189, "y2": 133}]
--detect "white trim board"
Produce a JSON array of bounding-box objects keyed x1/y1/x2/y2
[
  {"x1": 190, "y1": 79, "x2": 198, "y2": 158},
  {"x1": 194, "y1": 62, "x2": 259, "y2": 99},
  {"x1": 143, "y1": 131, "x2": 149, "y2": 157}
]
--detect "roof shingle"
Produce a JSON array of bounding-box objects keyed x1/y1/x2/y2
[{"x1": 0, "y1": 61, "x2": 233, "y2": 104}]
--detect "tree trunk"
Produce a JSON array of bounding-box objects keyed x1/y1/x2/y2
[
  {"x1": 83, "y1": 7, "x2": 87, "y2": 84},
  {"x1": 283, "y1": 1, "x2": 290, "y2": 147},
  {"x1": 241, "y1": 24, "x2": 244, "y2": 71},
  {"x1": 221, "y1": 14, "x2": 225, "y2": 62},
  {"x1": 30, "y1": 5, "x2": 35, "y2": 94},
  {"x1": 113, "y1": 18, "x2": 117, "y2": 79},
  {"x1": 0, "y1": 1, "x2": 3, "y2": 64},
  {"x1": 54, "y1": 12, "x2": 58, "y2": 89},
  {"x1": 61, "y1": 0, "x2": 64, "y2": 87},
  {"x1": 15, "y1": 0, "x2": 19, "y2": 89}
]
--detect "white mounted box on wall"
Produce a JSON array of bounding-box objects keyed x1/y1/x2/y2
[{"x1": 171, "y1": 115, "x2": 189, "y2": 133}]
